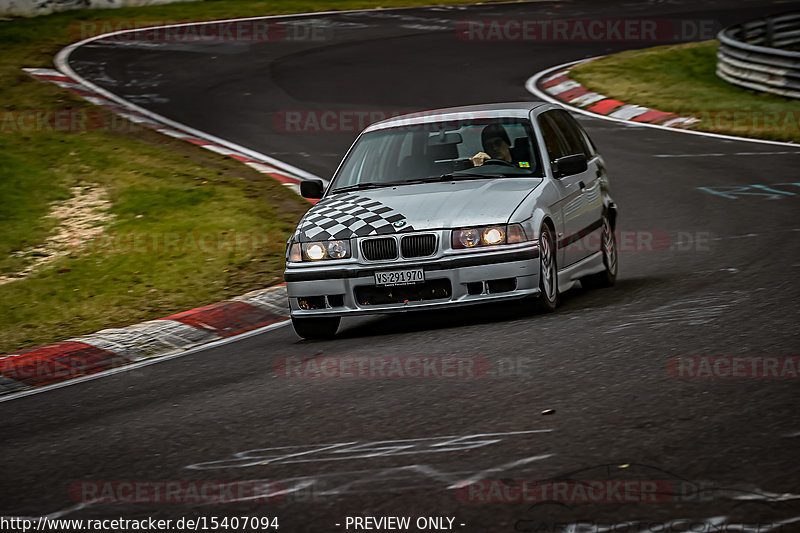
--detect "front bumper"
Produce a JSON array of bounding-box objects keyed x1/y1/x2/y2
[{"x1": 284, "y1": 245, "x2": 540, "y2": 317}]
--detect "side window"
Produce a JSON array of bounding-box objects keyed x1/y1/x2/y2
[
  {"x1": 558, "y1": 110, "x2": 596, "y2": 158},
  {"x1": 548, "y1": 110, "x2": 587, "y2": 157},
  {"x1": 537, "y1": 112, "x2": 570, "y2": 162}
]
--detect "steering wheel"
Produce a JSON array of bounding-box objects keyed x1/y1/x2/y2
[{"x1": 481, "y1": 158, "x2": 516, "y2": 167}]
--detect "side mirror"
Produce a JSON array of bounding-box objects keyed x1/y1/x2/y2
[
  {"x1": 300, "y1": 179, "x2": 325, "y2": 199},
  {"x1": 552, "y1": 153, "x2": 588, "y2": 178}
]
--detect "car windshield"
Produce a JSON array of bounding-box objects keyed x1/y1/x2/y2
[{"x1": 329, "y1": 117, "x2": 542, "y2": 193}]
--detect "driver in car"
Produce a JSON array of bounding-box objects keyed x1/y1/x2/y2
[{"x1": 470, "y1": 123, "x2": 512, "y2": 167}]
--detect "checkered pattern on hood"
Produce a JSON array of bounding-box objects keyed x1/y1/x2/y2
[{"x1": 293, "y1": 193, "x2": 414, "y2": 242}]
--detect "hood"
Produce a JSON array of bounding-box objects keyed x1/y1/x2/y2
[{"x1": 293, "y1": 178, "x2": 542, "y2": 242}]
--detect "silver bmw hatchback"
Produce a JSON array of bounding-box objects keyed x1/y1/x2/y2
[{"x1": 284, "y1": 102, "x2": 618, "y2": 339}]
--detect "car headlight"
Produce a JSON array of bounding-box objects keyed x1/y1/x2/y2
[
  {"x1": 306, "y1": 242, "x2": 327, "y2": 260},
  {"x1": 288, "y1": 239, "x2": 352, "y2": 262},
  {"x1": 458, "y1": 228, "x2": 482, "y2": 248},
  {"x1": 483, "y1": 226, "x2": 505, "y2": 245},
  {"x1": 452, "y1": 224, "x2": 529, "y2": 249}
]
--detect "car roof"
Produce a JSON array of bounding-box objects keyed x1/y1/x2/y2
[{"x1": 364, "y1": 102, "x2": 550, "y2": 133}]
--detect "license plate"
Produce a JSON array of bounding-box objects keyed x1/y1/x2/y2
[{"x1": 374, "y1": 268, "x2": 424, "y2": 286}]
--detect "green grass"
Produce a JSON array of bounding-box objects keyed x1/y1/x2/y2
[
  {"x1": 569, "y1": 41, "x2": 800, "y2": 143},
  {"x1": 0, "y1": 0, "x2": 509, "y2": 353},
  {"x1": 0, "y1": 149, "x2": 68, "y2": 275},
  {"x1": 0, "y1": 127, "x2": 309, "y2": 353}
]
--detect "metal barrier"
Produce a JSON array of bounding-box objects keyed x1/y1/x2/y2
[{"x1": 716, "y1": 12, "x2": 800, "y2": 99}]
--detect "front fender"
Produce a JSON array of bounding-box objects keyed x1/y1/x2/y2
[{"x1": 509, "y1": 179, "x2": 564, "y2": 240}]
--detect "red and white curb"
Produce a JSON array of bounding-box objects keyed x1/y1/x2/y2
[
  {"x1": 2, "y1": 68, "x2": 304, "y2": 399},
  {"x1": 0, "y1": 285, "x2": 290, "y2": 396},
  {"x1": 8, "y1": 18, "x2": 337, "y2": 399},
  {"x1": 531, "y1": 61, "x2": 699, "y2": 128},
  {"x1": 526, "y1": 58, "x2": 799, "y2": 148},
  {"x1": 22, "y1": 67, "x2": 316, "y2": 200}
]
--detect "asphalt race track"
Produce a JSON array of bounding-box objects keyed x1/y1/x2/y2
[{"x1": 2, "y1": 1, "x2": 800, "y2": 531}]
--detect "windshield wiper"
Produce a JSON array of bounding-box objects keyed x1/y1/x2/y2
[
  {"x1": 330, "y1": 182, "x2": 393, "y2": 194},
  {"x1": 400, "y1": 174, "x2": 456, "y2": 184},
  {"x1": 332, "y1": 173, "x2": 515, "y2": 193},
  {"x1": 398, "y1": 173, "x2": 505, "y2": 183},
  {"x1": 447, "y1": 172, "x2": 509, "y2": 179},
  {"x1": 334, "y1": 176, "x2": 452, "y2": 192}
]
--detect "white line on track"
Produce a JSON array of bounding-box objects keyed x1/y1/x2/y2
[
  {"x1": 553, "y1": 516, "x2": 800, "y2": 533},
  {"x1": 2, "y1": 3, "x2": 536, "y2": 403},
  {"x1": 54, "y1": 0, "x2": 544, "y2": 185},
  {"x1": 1, "y1": 503, "x2": 94, "y2": 522},
  {"x1": 447, "y1": 453, "x2": 554, "y2": 489},
  {"x1": 525, "y1": 59, "x2": 800, "y2": 148},
  {"x1": 54, "y1": 18, "x2": 336, "y2": 183},
  {"x1": 20, "y1": 7, "x2": 793, "y2": 405},
  {"x1": 0, "y1": 319, "x2": 291, "y2": 404}
]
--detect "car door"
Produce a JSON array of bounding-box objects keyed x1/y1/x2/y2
[
  {"x1": 537, "y1": 110, "x2": 598, "y2": 267},
  {"x1": 553, "y1": 110, "x2": 605, "y2": 260}
]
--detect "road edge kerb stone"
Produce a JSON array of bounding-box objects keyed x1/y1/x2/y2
[
  {"x1": 534, "y1": 58, "x2": 702, "y2": 128},
  {"x1": 526, "y1": 57, "x2": 799, "y2": 147},
  {"x1": 4, "y1": 35, "x2": 324, "y2": 397},
  {"x1": 0, "y1": 284, "x2": 290, "y2": 395},
  {"x1": 22, "y1": 68, "x2": 319, "y2": 200}
]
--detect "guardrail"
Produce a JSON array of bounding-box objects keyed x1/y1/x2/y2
[{"x1": 716, "y1": 12, "x2": 800, "y2": 99}]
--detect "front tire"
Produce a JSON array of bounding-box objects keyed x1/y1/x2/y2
[
  {"x1": 291, "y1": 316, "x2": 340, "y2": 340},
  {"x1": 536, "y1": 224, "x2": 558, "y2": 313},
  {"x1": 582, "y1": 215, "x2": 617, "y2": 289}
]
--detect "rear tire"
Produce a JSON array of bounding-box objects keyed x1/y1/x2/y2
[
  {"x1": 291, "y1": 316, "x2": 340, "y2": 340},
  {"x1": 536, "y1": 224, "x2": 559, "y2": 313},
  {"x1": 582, "y1": 215, "x2": 617, "y2": 289}
]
